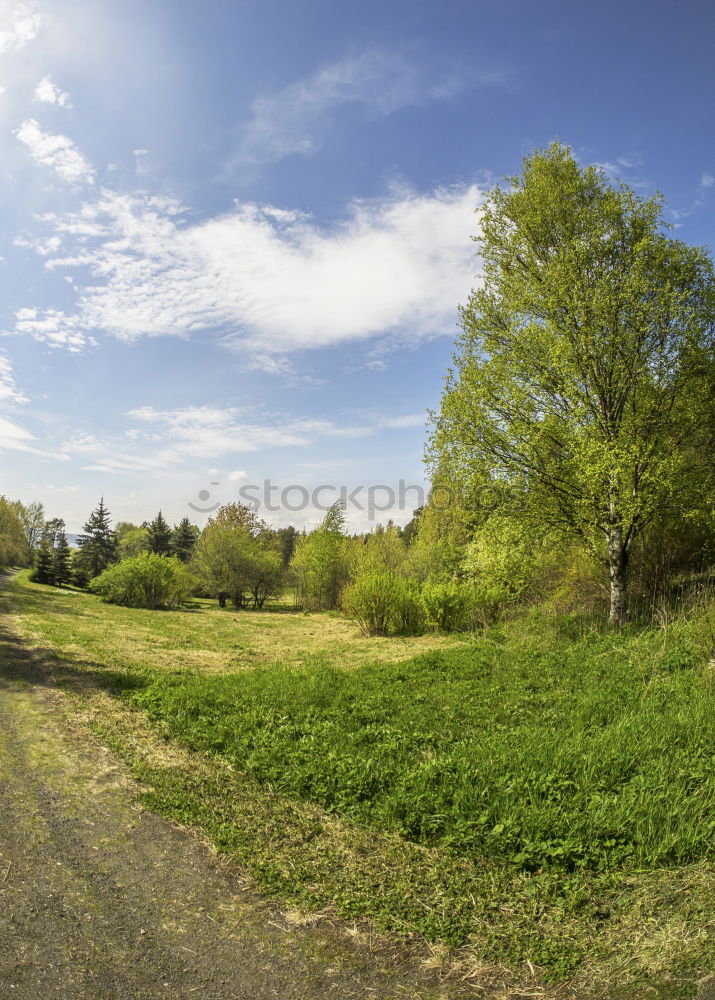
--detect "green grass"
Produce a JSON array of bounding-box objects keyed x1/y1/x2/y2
[
  {"x1": 127, "y1": 629, "x2": 714, "y2": 873},
  {"x1": 3, "y1": 570, "x2": 714, "y2": 998}
]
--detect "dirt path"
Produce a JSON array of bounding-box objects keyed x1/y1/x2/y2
[{"x1": 0, "y1": 600, "x2": 455, "y2": 1000}]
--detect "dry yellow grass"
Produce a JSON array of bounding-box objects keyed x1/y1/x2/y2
[{"x1": 9, "y1": 575, "x2": 464, "y2": 675}]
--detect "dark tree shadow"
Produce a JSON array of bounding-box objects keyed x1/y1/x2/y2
[{"x1": 0, "y1": 614, "x2": 148, "y2": 700}]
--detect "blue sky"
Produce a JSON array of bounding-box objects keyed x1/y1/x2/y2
[{"x1": 1, "y1": 0, "x2": 713, "y2": 531}]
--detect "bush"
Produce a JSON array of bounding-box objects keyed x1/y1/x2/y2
[
  {"x1": 343, "y1": 571, "x2": 403, "y2": 636},
  {"x1": 421, "y1": 580, "x2": 469, "y2": 631},
  {"x1": 392, "y1": 579, "x2": 425, "y2": 634},
  {"x1": 90, "y1": 553, "x2": 195, "y2": 609}
]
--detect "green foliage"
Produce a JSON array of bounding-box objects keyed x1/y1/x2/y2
[
  {"x1": 29, "y1": 540, "x2": 55, "y2": 584},
  {"x1": 461, "y1": 516, "x2": 573, "y2": 624},
  {"x1": 51, "y1": 530, "x2": 72, "y2": 586},
  {"x1": 191, "y1": 503, "x2": 283, "y2": 609},
  {"x1": 275, "y1": 525, "x2": 298, "y2": 567},
  {"x1": 342, "y1": 571, "x2": 418, "y2": 636},
  {"x1": 291, "y1": 503, "x2": 349, "y2": 610},
  {"x1": 126, "y1": 612, "x2": 714, "y2": 878},
  {"x1": 344, "y1": 571, "x2": 426, "y2": 636},
  {"x1": 349, "y1": 522, "x2": 407, "y2": 576},
  {"x1": 76, "y1": 497, "x2": 118, "y2": 578},
  {"x1": 420, "y1": 580, "x2": 469, "y2": 630},
  {"x1": 170, "y1": 517, "x2": 199, "y2": 563},
  {"x1": 71, "y1": 550, "x2": 91, "y2": 589},
  {"x1": 116, "y1": 523, "x2": 150, "y2": 560},
  {"x1": 404, "y1": 479, "x2": 478, "y2": 584},
  {"x1": 42, "y1": 517, "x2": 65, "y2": 548},
  {"x1": 146, "y1": 510, "x2": 172, "y2": 556},
  {"x1": 431, "y1": 142, "x2": 715, "y2": 625},
  {"x1": 391, "y1": 579, "x2": 424, "y2": 633},
  {"x1": 17, "y1": 500, "x2": 45, "y2": 563},
  {"x1": 0, "y1": 495, "x2": 28, "y2": 567},
  {"x1": 7, "y1": 570, "x2": 713, "y2": 992},
  {"x1": 90, "y1": 552, "x2": 195, "y2": 609}
]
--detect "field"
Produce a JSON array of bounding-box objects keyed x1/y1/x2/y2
[{"x1": 3, "y1": 570, "x2": 714, "y2": 999}]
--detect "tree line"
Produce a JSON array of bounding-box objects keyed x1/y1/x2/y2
[{"x1": 3, "y1": 144, "x2": 713, "y2": 627}]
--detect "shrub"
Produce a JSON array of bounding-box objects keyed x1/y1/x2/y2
[
  {"x1": 90, "y1": 553, "x2": 195, "y2": 609},
  {"x1": 343, "y1": 571, "x2": 403, "y2": 636},
  {"x1": 392, "y1": 579, "x2": 425, "y2": 634},
  {"x1": 421, "y1": 580, "x2": 469, "y2": 631}
]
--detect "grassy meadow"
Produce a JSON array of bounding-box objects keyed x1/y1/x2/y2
[{"x1": 3, "y1": 570, "x2": 714, "y2": 998}]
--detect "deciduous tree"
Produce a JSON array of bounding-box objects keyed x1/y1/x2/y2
[{"x1": 431, "y1": 143, "x2": 715, "y2": 625}]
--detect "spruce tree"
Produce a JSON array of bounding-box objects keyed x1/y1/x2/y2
[
  {"x1": 77, "y1": 497, "x2": 118, "y2": 579},
  {"x1": 52, "y1": 530, "x2": 72, "y2": 586},
  {"x1": 30, "y1": 541, "x2": 55, "y2": 585},
  {"x1": 171, "y1": 517, "x2": 198, "y2": 563},
  {"x1": 147, "y1": 510, "x2": 172, "y2": 555}
]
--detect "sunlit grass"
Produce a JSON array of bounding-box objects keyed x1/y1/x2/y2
[
  {"x1": 4, "y1": 570, "x2": 714, "y2": 997},
  {"x1": 9, "y1": 572, "x2": 463, "y2": 673}
]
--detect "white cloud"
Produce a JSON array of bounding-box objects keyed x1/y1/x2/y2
[
  {"x1": 14, "y1": 182, "x2": 483, "y2": 358},
  {"x1": 12, "y1": 307, "x2": 92, "y2": 351},
  {"x1": 61, "y1": 405, "x2": 429, "y2": 475},
  {"x1": 237, "y1": 50, "x2": 423, "y2": 166},
  {"x1": 128, "y1": 405, "x2": 309, "y2": 455},
  {"x1": 232, "y1": 49, "x2": 490, "y2": 168},
  {"x1": 381, "y1": 413, "x2": 426, "y2": 429},
  {"x1": 0, "y1": 413, "x2": 34, "y2": 447},
  {"x1": 0, "y1": 412, "x2": 66, "y2": 459},
  {"x1": 34, "y1": 75, "x2": 72, "y2": 107},
  {"x1": 0, "y1": 350, "x2": 28, "y2": 405},
  {"x1": 594, "y1": 154, "x2": 646, "y2": 186},
  {"x1": 700, "y1": 172, "x2": 714, "y2": 189},
  {"x1": 15, "y1": 118, "x2": 95, "y2": 184},
  {"x1": 0, "y1": 2, "x2": 41, "y2": 54}
]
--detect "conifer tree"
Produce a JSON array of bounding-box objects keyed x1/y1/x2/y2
[
  {"x1": 171, "y1": 517, "x2": 199, "y2": 563},
  {"x1": 71, "y1": 551, "x2": 91, "y2": 589},
  {"x1": 30, "y1": 541, "x2": 55, "y2": 584},
  {"x1": 77, "y1": 497, "x2": 118, "y2": 579},
  {"x1": 147, "y1": 510, "x2": 172, "y2": 555},
  {"x1": 52, "y1": 530, "x2": 72, "y2": 586}
]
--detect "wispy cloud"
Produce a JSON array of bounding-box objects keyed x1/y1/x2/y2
[
  {"x1": 0, "y1": 352, "x2": 67, "y2": 458},
  {"x1": 61, "y1": 404, "x2": 429, "y2": 474},
  {"x1": 233, "y1": 49, "x2": 497, "y2": 168},
  {"x1": 34, "y1": 74, "x2": 72, "y2": 107},
  {"x1": 15, "y1": 118, "x2": 95, "y2": 184},
  {"x1": 0, "y1": 2, "x2": 41, "y2": 54},
  {"x1": 594, "y1": 153, "x2": 647, "y2": 187},
  {"x1": 699, "y1": 172, "x2": 713, "y2": 189},
  {"x1": 0, "y1": 413, "x2": 36, "y2": 450},
  {"x1": 12, "y1": 182, "x2": 483, "y2": 361},
  {"x1": 0, "y1": 350, "x2": 28, "y2": 404}
]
